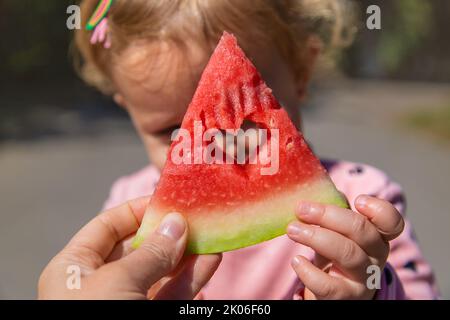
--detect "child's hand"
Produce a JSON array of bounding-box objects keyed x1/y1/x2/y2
[
  {"x1": 38, "y1": 197, "x2": 221, "y2": 299},
  {"x1": 287, "y1": 195, "x2": 404, "y2": 300}
]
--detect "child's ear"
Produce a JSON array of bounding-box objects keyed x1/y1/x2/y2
[
  {"x1": 297, "y1": 36, "x2": 322, "y2": 101},
  {"x1": 113, "y1": 93, "x2": 127, "y2": 109}
]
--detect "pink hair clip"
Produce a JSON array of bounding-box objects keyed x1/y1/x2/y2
[
  {"x1": 90, "y1": 18, "x2": 111, "y2": 48},
  {"x1": 87, "y1": 0, "x2": 114, "y2": 48}
]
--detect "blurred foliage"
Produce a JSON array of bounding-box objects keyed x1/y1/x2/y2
[
  {"x1": 339, "y1": 0, "x2": 450, "y2": 80},
  {"x1": 404, "y1": 103, "x2": 450, "y2": 141},
  {"x1": 0, "y1": 0, "x2": 449, "y2": 82},
  {"x1": 378, "y1": 0, "x2": 432, "y2": 73},
  {"x1": 0, "y1": 0, "x2": 73, "y2": 81}
]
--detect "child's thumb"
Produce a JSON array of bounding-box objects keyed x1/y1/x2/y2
[{"x1": 115, "y1": 213, "x2": 188, "y2": 290}]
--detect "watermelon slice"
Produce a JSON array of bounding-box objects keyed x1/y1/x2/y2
[{"x1": 132, "y1": 32, "x2": 347, "y2": 254}]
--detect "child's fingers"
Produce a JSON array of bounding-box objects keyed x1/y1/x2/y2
[
  {"x1": 296, "y1": 202, "x2": 386, "y2": 260},
  {"x1": 287, "y1": 221, "x2": 372, "y2": 282},
  {"x1": 153, "y1": 254, "x2": 222, "y2": 300},
  {"x1": 313, "y1": 253, "x2": 332, "y2": 272},
  {"x1": 355, "y1": 195, "x2": 404, "y2": 241},
  {"x1": 291, "y1": 255, "x2": 350, "y2": 300}
]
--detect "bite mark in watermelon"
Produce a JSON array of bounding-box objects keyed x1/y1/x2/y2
[{"x1": 132, "y1": 32, "x2": 348, "y2": 254}]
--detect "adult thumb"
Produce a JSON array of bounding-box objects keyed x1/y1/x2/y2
[{"x1": 115, "y1": 212, "x2": 188, "y2": 290}]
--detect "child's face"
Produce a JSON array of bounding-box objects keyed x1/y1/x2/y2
[{"x1": 111, "y1": 40, "x2": 304, "y2": 170}]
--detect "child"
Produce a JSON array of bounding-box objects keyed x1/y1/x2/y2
[{"x1": 75, "y1": 0, "x2": 439, "y2": 299}]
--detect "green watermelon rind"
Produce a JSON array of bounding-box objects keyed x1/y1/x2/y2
[
  {"x1": 131, "y1": 182, "x2": 348, "y2": 254},
  {"x1": 200, "y1": 193, "x2": 347, "y2": 254}
]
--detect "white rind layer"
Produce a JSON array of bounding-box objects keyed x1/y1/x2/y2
[{"x1": 133, "y1": 177, "x2": 347, "y2": 253}]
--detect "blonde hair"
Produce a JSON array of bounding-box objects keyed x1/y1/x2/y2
[{"x1": 74, "y1": 0, "x2": 357, "y2": 95}]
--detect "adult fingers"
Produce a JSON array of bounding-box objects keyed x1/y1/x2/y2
[
  {"x1": 63, "y1": 196, "x2": 151, "y2": 269},
  {"x1": 154, "y1": 254, "x2": 222, "y2": 300},
  {"x1": 112, "y1": 212, "x2": 188, "y2": 291},
  {"x1": 355, "y1": 195, "x2": 404, "y2": 241},
  {"x1": 105, "y1": 235, "x2": 135, "y2": 263}
]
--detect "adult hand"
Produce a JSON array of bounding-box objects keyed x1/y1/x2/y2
[{"x1": 38, "y1": 197, "x2": 221, "y2": 299}]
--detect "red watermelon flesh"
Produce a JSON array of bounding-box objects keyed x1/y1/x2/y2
[{"x1": 133, "y1": 32, "x2": 347, "y2": 253}]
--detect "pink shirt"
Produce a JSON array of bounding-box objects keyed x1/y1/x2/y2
[{"x1": 103, "y1": 160, "x2": 440, "y2": 300}]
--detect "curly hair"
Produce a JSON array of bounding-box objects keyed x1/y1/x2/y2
[{"x1": 74, "y1": 0, "x2": 357, "y2": 95}]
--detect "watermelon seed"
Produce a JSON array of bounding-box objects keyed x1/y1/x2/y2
[
  {"x1": 286, "y1": 137, "x2": 294, "y2": 150},
  {"x1": 269, "y1": 118, "x2": 275, "y2": 128}
]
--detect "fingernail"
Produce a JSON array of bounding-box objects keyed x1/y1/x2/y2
[
  {"x1": 287, "y1": 222, "x2": 302, "y2": 236},
  {"x1": 157, "y1": 213, "x2": 186, "y2": 240},
  {"x1": 297, "y1": 202, "x2": 322, "y2": 216},
  {"x1": 287, "y1": 222, "x2": 312, "y2": 238},
  {"x1": 356, "y1": 195, "x2": 369, "y2": 208},
  {"x1": 292, "y1": 256, "x2": 302, "y2": 267}
]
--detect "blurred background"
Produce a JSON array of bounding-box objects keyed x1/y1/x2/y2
[{"x1": 0, "y1": 0, "x2": 449, "y2": 299}]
